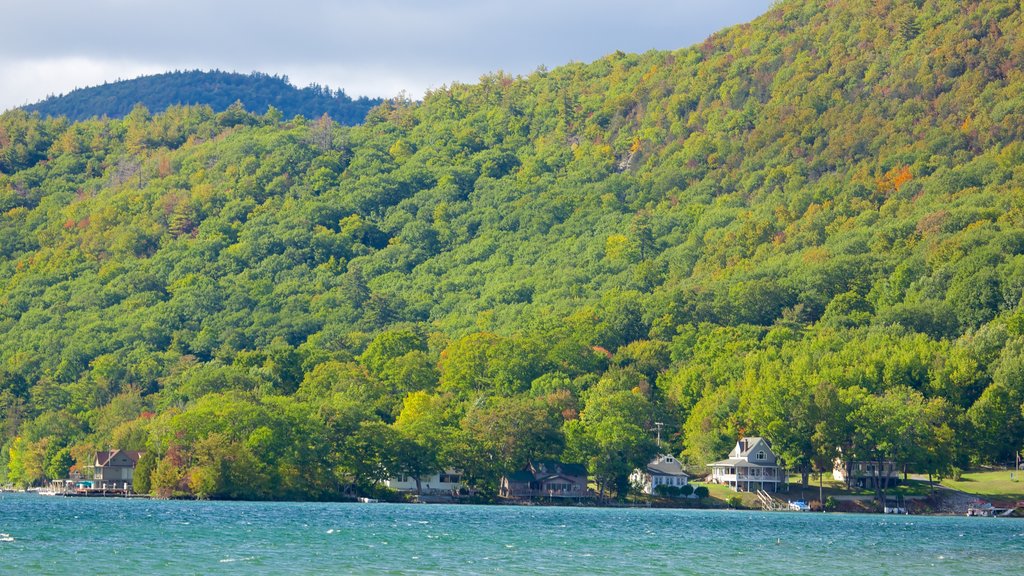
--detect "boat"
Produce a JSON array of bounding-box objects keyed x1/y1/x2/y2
[
  {"x1": 788, "y1": 500, "x2": 811, "y2": 512},
  {"x1": 357, "y1": 497, "x2": 379, "y2": 503}
]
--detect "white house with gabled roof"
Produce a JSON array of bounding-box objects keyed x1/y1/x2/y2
[
  {"x1": 631, "y1": 454, "x2": 690, "y2": 495},
  {"x1": 708, "y1": 437, "x2": 786, "y2": 492}
]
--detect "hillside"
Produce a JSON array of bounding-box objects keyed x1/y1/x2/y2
[
  {"x1": 1, "y1": 0, "x2": 1023, "y2": 500},
  {"x1": 19, "y1": 70, "x2": 382, "y2": 125}
]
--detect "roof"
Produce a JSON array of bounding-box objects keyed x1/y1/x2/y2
[
  {"x1": 95, "y1": 449, "x2": 144, "y2": 467},
  {"x1": 731, "y1": 437, "x2": 773, "y2": 458},
  {"x1": 709, "y1": 438, "x2": 781, "y2": 468},
  {"x1": 530, "y1": 460, "x2": 588, "y2": 478},
  {"x1": 537, "y1": 474, "x2": 584, "y2": 484},
  {"x1": 505, "y1": 460, "x2": 589, "y2": 484},
  {"x1": 645, "y1": 454, "x2": 688, "y2": 477},
  {"x1": 708, "y1": 458, "x2": 777, "y2": 468}
]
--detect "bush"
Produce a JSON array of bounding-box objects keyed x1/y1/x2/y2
[
  {"x1": 680, "y1": 484, "x2": 694, "y2": 497},
  {"x1": 727, "y1": 495, "x2": 743, "y2": 509},
  {"x1": 655, "y1": 484, "x2": 684, "y2": 498},
  {"x1": 694, "y1": 485, "x2": 709, "y2": 499},
  {"x1": 825, "y1": 496, "x2": 837, "y2": 512}
]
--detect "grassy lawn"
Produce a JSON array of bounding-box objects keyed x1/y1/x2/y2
[
  {"x1": 782, "y1": 473, "x2": 937, "y2": 498},
  {"x1": 686, "y1": 474, "x2": 951, "y2": 510},
  {"x1": 683, "y1": 470, "x2": 1024, "y2": 510},
  {"x1": 784, "y1": 473, "x2": 869, "y2": 498},
  {"x1": 695, "y1": 482, "x2": 761, "y2": 508},
  {"x1": 940, "y1": 470, "x2": 1024, "y2": 501}
]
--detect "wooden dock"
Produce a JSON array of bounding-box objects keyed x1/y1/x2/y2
[
  {"x1": 60, "y1": 488, "x2": 148, "y2": 498},
  {"x1": 966, "y1": 502, "x2": 1017, "y2": 517}
]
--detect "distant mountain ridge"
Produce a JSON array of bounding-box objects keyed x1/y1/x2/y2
[{"x1": 22, "y1": 70, "x2": 383, "y2": 124}]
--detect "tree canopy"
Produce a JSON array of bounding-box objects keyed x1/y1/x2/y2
[{"x1": 1, "y1": 0, "x2": 1023, "y2": 500}]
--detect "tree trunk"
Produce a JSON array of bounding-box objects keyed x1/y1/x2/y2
[
  {"x1": 819, "y1": 472, "x2": 824, "y2": 512},
  {"x1": 877, "y1": 457, "x2": 889, "y2": 511},
  {"x1": 415, "y1": 476, "x2": 422, "y2": 496},
  {"x1": 874, "y1": 458, "x2": 884, "y2": 510}
]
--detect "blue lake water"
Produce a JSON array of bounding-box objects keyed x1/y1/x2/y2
[{"x1": 1, "y1": 493, "x2": 1022, "y2": 575}]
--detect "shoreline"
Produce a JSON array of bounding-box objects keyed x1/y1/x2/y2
[{"x1": 9, "y1": 489, "x2": 1020, "y2": 518}]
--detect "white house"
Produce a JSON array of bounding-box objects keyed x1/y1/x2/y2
[
  {"x1": 384, "y1": 470, "x2": 463, "y2": 494},
  {"x1": 631, "y1": 454, "x2": 689, "y2": 495},
  {"x1": 708, "y1": 437, "x2": 786, "y2": 492}
]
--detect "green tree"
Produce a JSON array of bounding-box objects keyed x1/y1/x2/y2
[
  {"x1": 133, "y1": 451, "x2": 157, "y2": 494},
  {"x1": 45, "y1": 446, "x2": 74, "y2": 481}
]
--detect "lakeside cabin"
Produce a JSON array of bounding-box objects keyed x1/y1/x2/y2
[
  {"x1": 384, "y1": 470, "x2": 464, "y2": 494},
  {"x1": 708, "y1": 437, "x2": 786, "y2": 492},
  {"x1": 93, "y1": 449, "x2": 144, "y2": 491},
  {"x1": 499, "y1": 460, "x2": 592, "y2": 500},
  {"x1": 630, "y1": 454, "x2": 690, "y2": 495}
]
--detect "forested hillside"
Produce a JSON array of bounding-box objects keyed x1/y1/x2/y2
[
  {"x1": 20, "y1": 70, "x2": 381, "y2": 125},
  {"x1": 1, "y1": 0, "x2": 1023, "y2": 500}
]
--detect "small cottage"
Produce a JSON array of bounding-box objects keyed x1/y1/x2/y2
[
  {"x1": 500, "y1": 460, "x2": 591, "y2": 500},
  {"x1": 385, "y1": 469, "x2": 464, "y2": 494},
  {"x1": 631, "y1": 454, "x2": 690, "y2": 495},
  {"x1": 708, "y1": 437, "x2": 785, "y2": 492}
]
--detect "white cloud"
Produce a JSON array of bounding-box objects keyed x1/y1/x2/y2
[
  {"x1": 0, "y1": 57, "x2": 166, "y2": 110},
  {"x1": 0, "y1": 1, "x2": 776, "y2": 111}
]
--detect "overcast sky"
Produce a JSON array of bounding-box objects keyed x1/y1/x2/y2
[{"x1": 1, "y1": 0, "x2": 774, "y2": 112}]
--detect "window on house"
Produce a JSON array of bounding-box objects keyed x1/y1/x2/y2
[{"x1": 757, "y1": 451, "x2": 766, "y2": 461}]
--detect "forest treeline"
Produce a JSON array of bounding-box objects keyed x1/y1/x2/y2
[
  {"x1": 1, "y1": 0, "x2": 1023, "y2": 500},
  {"x1": 20, "y1": 70, "x2": 381, "y2": 125}
]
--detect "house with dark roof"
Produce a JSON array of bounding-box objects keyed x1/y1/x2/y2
[
  {"x1": 708, "y1": 437, "x2": 786, "y2": 492},
  {"x1": 499, "y1": 460, "x2": 592, "y2": 500},
  {"x1": 93, "y1": 449, "x2": 144, "y2": 490},
  {"x1": 630, "y1": 454, "x2": 690, "y2": 495}
]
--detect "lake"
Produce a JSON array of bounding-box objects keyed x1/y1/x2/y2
[{"x1": 1, "y1": 493, "x2": 1021, "y2": 575}]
